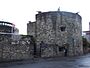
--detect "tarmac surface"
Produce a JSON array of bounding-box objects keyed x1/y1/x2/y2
[{"x1": 0, "y1": 54, "x2": 90, "y2": 68}]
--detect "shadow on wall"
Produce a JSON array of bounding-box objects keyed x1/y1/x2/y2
[{"x1": 83, "y1": 36, "x2": 90, "y2": 54}]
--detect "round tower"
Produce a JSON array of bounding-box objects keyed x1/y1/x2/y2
[{"x1": 35, "y1": 11, "x2": 83, "y2": 56}]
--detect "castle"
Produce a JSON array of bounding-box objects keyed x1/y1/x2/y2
[
  {"x1": 0, "y1": 11, "x2": 83, "y2": 62},
  {"x1": 27, "y1": 11, "x2": 83, "y2": 56}
]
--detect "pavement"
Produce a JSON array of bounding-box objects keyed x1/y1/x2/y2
[{"x1": 0, "y1": 54, "x2": 90, "y2": 68}]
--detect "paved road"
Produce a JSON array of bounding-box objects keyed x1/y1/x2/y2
[{"x1": 1, "y1": 54, "x2": 90, "y2": 68}]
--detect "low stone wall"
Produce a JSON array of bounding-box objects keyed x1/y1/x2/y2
[
  {"x1": 0, "y1": 34, "x2": 35, "y2": 62},
  {"x1": 40, "y1": 44, "x2": 56, "y2": 57},
  {"x1": 0, "y1": 34, "x2": 84, "y2": 62},
  {"x1": 39, "y1": 42, "x2": 65, "y2": 57},
  {"x1": 39, "y1": 42, "x2": 73, "y2": 57}
]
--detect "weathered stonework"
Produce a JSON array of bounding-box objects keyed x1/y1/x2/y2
[
  {"x1": 27, "y1": 11, "x2": 83, "y2": 57},
  {"x1": 0, "y1": 34, "x2": 35, "y2": 62},
  {"x1": 27, "y1": 21, "x2": 36, "y2": 37}
]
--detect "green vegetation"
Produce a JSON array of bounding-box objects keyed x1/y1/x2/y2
[
  {"x1": 82, "y1": 36, "x2": 90, "y2": 53},
  {"x1": 82, "y1": 36, "x2": 90, "y2": 48}
]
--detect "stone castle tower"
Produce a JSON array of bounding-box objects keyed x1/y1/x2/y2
[{"x1": 27, "y1": 11, "x2": 83, "y2": 56}]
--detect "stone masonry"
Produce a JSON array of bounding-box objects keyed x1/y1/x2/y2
[
  {"x1": 0, "y1": 34, "x2": 35, "y2": 62},
  {"x1": 27, "y1": 11, "x2": 83, "y2": 57}
]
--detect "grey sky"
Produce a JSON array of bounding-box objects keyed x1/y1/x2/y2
[{"x1": 0, "y1": 0, "x2": 89, "y2": 34}]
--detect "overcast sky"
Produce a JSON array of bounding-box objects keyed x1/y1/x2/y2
[{"x1": 0, "y1": 0, "x2": 89, "y2": 34}]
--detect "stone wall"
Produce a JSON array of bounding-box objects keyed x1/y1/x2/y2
[
  {"x1": 0, "y1": 34, "x2": 35, "y2": 62},
  {"x1": 27, "y1": 11, "x2": 83, "y2": 56},
  {"x1": 39, "y1": 43, "x2": 65, "y2": 57},
  {"x1": 27, "y1": 21, "x2": 36, "y2": 37}
]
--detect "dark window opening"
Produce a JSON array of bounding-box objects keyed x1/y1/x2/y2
[
  {"x1": 59, "y1": 46, "x2": 65, "y2": 51},
  {"x1": 60, "y1": 26, "x2": 66, "y2": 31}
]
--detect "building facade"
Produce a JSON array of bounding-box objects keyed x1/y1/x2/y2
[
  {"x1": 0, "y1": 21, "x2": 19, "y2": 40},
  {"x1": 0, "y1": 21, "x2": 19, "y2": 34},
  {"x1": 27, "y1": 11, "x2": 83, "y2": 56},
  {"x1": 83, "y1": 22, "x2": 90, "y2": 42}
]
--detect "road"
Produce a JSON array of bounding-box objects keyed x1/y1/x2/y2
[{"x1": 0, "y1": 54, "x2": 90, "y2": 68}]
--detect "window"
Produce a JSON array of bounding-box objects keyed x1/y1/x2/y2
[
  {"x1": 59, "y1": 46, "x2": 64, "y2": 51},
  {"x1": 60, "y1": 26, "x2": 66, "y2": 31}
]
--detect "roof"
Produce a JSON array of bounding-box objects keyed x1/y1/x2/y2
[
  {"x1": 0, "y1": 21, "x2": 15, "y2": 27},
  {"x1": 83, "y1": 31, "x2": 90, "y2": 35}
]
